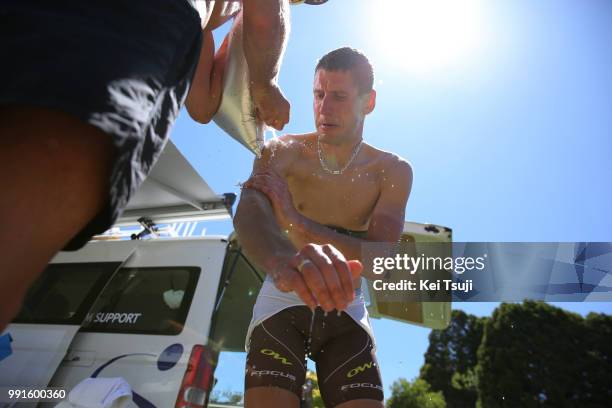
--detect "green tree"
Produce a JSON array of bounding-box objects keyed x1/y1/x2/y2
[
  {"x1": 209, "y1": 389, "x2": 244, "y2": 405},
  {"x1": 477, "y1": 301, "x2": 612, "y2": 407},
  {"x1": 420, "y1": 310, "x2": 486, "y2": 408},
  {"x1": 572, "y1": 311, "x2": 612, "y2": 406},
  {"x1": 387, "y1": 378, "x2": 446, "y2": 408},
  {"x1": 303, "y1": 370, "x2": 324, "y2": 408}
]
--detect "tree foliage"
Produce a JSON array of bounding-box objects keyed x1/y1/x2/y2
[
  {"x1": 477, "y1": 301, "x2": 612, "y2": 408},
  {"x1": 209, "y1": 389, "x2": 243, "y2": 405},
  {"x1": 386, "y1": 378, "x2": 446, "y2": 408},
  {"x1": 420, "y1": 310, "x2": 486, "y2": 408},
  {"x1": 416, "y1": 302, "x2": 610, "y2": 407},
  {"x1": 304, "y1": 370, "x2": 325, "y2": 408}
]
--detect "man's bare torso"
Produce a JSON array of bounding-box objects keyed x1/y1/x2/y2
[{"x1": 272, "y1": 133, "x2": 402, "y2": 232}]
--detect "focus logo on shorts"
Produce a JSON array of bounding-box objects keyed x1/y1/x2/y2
[
  {"x1": 250, "y1": 369, "x2": 296, "y2": 382},
  {"x1": 260, "y1": 348, "x2": 293, "y2": 366},
  {"x1": 341, "y1": 383, "x2": 383, "y2": 392},
  {"x1": 347, "y1": 362, "x2": 373, "y2": 378},
  {"x1": 85, "y1": 312, "x2": 142, "y2": 324}
]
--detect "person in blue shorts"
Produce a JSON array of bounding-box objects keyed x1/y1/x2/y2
[{"x1": 0, "y1": 0, "x2": 301, "y2": 330}]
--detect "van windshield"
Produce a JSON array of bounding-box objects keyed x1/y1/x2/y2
[
  {"x1": 13, "y1": 263, "x2": 120, "y2": 325},
  {"x1": 80, "y1": 267, "x2": 200, "y2": 335}
]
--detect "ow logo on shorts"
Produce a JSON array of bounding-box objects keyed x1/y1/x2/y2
[
  {"x1": 347, "y1": 362, "x2": 373, "y2": 378},
  {"x1": 260, "y1": 348, "x2": 293, "y2": 366}
]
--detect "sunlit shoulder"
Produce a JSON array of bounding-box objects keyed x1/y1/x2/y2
[
  {"x1": 264, "y1": 132, "x2": 317, "y2": 153},
  {"x1": 255, "y1": 133, "x2": 315, "y2": 172},
  {"x1": 364, "y1": 143, "x2": 413, "y2": 185}
]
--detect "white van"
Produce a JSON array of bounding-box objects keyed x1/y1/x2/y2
[{"x1": 0, "y1": 141, "x2": 451, "y2": 408}]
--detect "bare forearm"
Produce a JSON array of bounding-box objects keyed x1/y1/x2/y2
[
  {"x1": 234, "y1": 189, "x2": 296, "y2": 274},
  {"x1": 289, "y1": 216, "x2": 363, "y2": 263},
  {"x1": 243, "y1": 0, "x2": 289, "y2": 87},
  {"x1": 288, "y1": 218, "x2": 384, "y2": 281}
]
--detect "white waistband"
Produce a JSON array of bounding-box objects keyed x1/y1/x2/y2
[{"x1": 244, "y1": 278, "x2": 376, "y2": 352}]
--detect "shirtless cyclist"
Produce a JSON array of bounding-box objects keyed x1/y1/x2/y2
[{"x1": 234, "y1": 47, "x2": 413, "y2": 408}]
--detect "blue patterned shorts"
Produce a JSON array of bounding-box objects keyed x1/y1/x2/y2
[{"x1": 0, "y1": 0, "x2": 202, "y2": 249}]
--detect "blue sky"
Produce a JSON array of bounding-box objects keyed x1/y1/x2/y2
[{"x1": 170, "y1": 0, "x2": 612, "y2": 399}]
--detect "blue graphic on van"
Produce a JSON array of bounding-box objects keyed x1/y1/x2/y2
[
  {"x1": 91, "y1": 352, "x2": 157, "y2": 408},
  {"x1": 89, "y1": 345, "x2": 185, "y2": 408},
  {"x1": 0, "y1": 333, "x2": 13, "y2": 362},
  {"x1": 91, "y1": 353, "x2": 156, "y2": 378},
  {"x1": 158, "y1": 343, "x2": 183, "y2": 371}
]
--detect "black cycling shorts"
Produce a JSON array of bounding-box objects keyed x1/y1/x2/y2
[
  {"x1": 0, "y1": 0, "x2": 202, "y2": 249},
  {"x1": 245, "y1": 306, "x2": 384, "y2": 407}
]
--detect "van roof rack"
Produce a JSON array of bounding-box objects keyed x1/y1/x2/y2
[{"x1": 114, "y1": 141, "x2": 234, "y2": 227}]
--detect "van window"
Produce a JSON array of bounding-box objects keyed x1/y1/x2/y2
[
  {"x1": 81, "y1": 267, "x2": 200, "y2": 335},
  {"x1": 14, "y1": 263, "x2": 120, "y2": 325}
]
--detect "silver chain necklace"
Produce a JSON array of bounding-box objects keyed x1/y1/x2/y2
[{"x1": 317, "y1": 135, "x2": 363, "y2": 175}]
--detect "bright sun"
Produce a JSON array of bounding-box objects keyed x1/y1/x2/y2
[{"x1": 368, "y1": 0, "x2": 485, "y2": 73}]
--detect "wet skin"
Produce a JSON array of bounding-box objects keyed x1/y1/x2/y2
[{"x1": 244, "y1": 69, "x2": 413, "y2": 300}]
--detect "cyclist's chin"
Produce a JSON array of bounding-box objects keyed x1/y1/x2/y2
[{"x1": 317, "y1": 125, "x2": 343, "y2": 139}]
